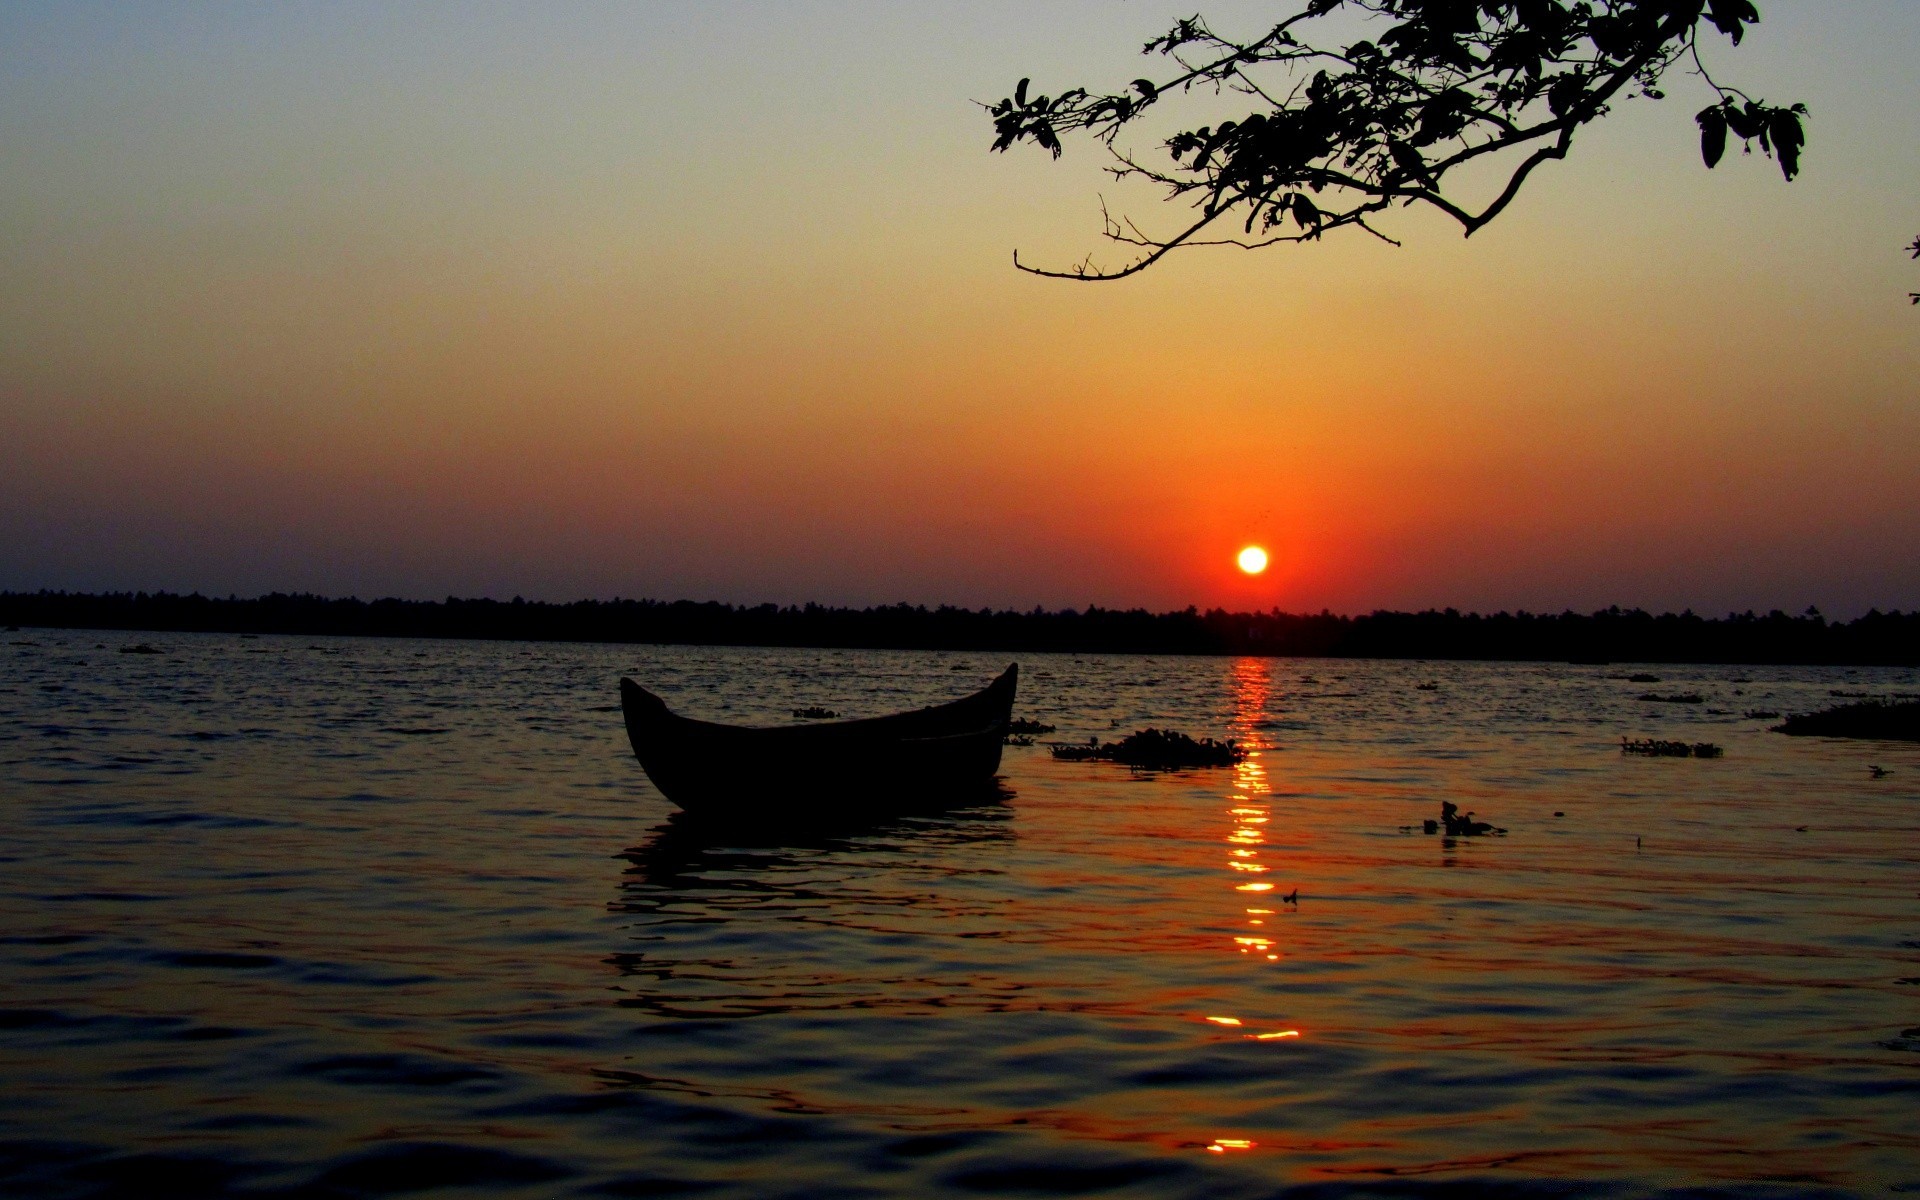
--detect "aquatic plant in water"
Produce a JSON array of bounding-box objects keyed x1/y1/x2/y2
[
  {"x1": 1622, "y1": 738, "x2": 1723, "y2": 758},
  {"x1": 1050, "y1": 727, "x2": 1244, "y2": 769},
  {"x1": 1774, "y1": 700, "x2": 1920, "y2": 742}
]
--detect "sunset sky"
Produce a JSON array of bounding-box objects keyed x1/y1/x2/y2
[{"x1": 3, "y1": 1, "x2": 1917, "y2": 616}]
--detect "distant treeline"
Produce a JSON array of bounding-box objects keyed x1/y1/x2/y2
[{"x1": 3, "y1": 591, "x2": 1917, "y2": 665}]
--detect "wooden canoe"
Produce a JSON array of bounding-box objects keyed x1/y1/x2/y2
[{"x1": 619, "y1": 663, "x2": 1017, "y2": 818}]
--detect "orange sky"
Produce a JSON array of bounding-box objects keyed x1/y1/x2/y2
[{"x1": 3, "y1": 2, "x2": 1917, "y2": 615}]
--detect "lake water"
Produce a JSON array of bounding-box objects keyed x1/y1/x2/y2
[{"x1": 3, "y1": 631, "x2": 1918, "y2": 1198}]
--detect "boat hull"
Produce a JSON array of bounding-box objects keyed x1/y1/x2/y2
[{"x1": 619, "y1": 664, "x2": 1017, "y2": 819}]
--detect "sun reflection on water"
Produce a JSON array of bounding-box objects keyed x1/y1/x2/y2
[
  {"x1": 1225, "y1": 659, "x2": 1277, "y2": 968},
  {"x1": 1206, "y1": 658, "x2": 1306, "y2": 1053}
]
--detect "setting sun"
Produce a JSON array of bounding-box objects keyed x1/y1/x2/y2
[{"x1": 1237, "y1": 546, "x2": 1269, "y2": 576}]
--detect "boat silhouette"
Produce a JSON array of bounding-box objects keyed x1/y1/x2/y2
[{"x1": 619, "y1": 664, "x2": 1016, "y2": 818}]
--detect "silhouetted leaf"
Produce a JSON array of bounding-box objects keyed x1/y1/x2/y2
[
  {"x1": 1723, "y1": 103, "x2": 1763, "y2": 139},
  {"x1": 1767, "y1": 108, "x2": 1803, "y2": 179},
  {"x1": 1706, "y1": 0, "x2": 1760, "y2": 44},
  {"x1": 1696, "y1": 106, "x2": 1728, "y2": 169}
]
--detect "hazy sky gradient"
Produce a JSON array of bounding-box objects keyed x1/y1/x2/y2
[{"x1": 4, "y1": 1, "x2": 1917, "y2": 614}]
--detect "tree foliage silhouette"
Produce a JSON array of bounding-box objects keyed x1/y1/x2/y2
[{"x1": 988, "y1": 1, "x2": 1806, "y2": 279}]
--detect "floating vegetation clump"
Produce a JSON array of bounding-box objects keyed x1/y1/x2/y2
[
  {"x1": 1638, "y1": 692, "x2": 1704, "y2": 704},
  {"x1": 1622, "y1": 738, "x2": 1723, "y2": 758},
  {"x1": 1422, "y1": 800, "x2": 1505, "y2": 837},
  {"x1": 1050, "y1": 728, "x2": 1245, "y2": 769},
  {"x1": 791, "y1": 706, "x2": 840, "y2": 720},
  {"x1": 1774, "y1": 700, "x2": 1920, "y2": 742},
  {"x1": 1006, "y1": 717, "x2": 1056, "y2": 735}
]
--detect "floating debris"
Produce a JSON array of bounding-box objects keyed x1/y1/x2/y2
[
  {"x1": 1869, "y1": 765, "x2": 1890, "y2": 779},
  {"x1": 1006, "y1": 717, "x2": 1056, "y2": 736},
  {"x1": 1638, "y1": 692, "x2": 1704, "y2": 704},
  {"x1": 1622, "y1": 673, "x2": 1663, "y2": 684},
  {"x1": 1775, "y1": 700, "x2": 1920, "y2": 742},
  {"x1": 1742, "y1": 710, "x2": 1781, "y2": 720},
  {"x1": 1829, "y1": 689, "x2": 1873, "y2": 698},
  {"x1": 1415, "y1": 682, "x2": 1439, "y2": 691},
  {"x1": 791, "y1": 706, "x2": 840, "y2": 720},
  {"x1": 1622, "y1": 738, "x2": 1722, "y2": 758},
  {"x1": 1050, "y1": 727, "x2": 1245, "y2": 769},
  {"x1": 1422, "y1": 800, "x2": 1505, "y2": 837},
  {"x1": 119, "y1": 643, "x2": 162, "y2": 655}
]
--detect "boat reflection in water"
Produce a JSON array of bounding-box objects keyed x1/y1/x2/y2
[
  {"x1": 606, "y1": 782, "x2": 1017, "y2": 1023},
  {"x1": 618, "y1": 778, "x2": 1017, "y2": 887}
]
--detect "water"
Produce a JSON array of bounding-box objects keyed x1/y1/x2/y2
[{"x1": 3, "y1": 631, "x2": 1918, "y2": 1198}]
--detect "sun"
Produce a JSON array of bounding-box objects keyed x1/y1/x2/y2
[{"x1": 1237, "y1": 545, "x2": 1269, "y2": 576}]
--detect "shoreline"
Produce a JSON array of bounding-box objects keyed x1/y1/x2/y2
[{"x1": 6, "y1": 591, "x2": 1916, "y2": 666}]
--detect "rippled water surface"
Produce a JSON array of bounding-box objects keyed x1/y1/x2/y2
[{"x1": 3, "y1": 631, "x2": 1919, "y2": 1198}]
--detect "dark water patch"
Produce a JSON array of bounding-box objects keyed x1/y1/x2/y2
[
  {"x1": 483, "y1": 1088, "x2": 667, "y2": 1120},
  {"x1": 585, "y1": 1174, "x2": 727, "y2": 1197},
  {"x1": 291, "y1": 1053, "x2": 504, "y2": 1091},
  {"x1": 309, "y1": 1141, "x2": 572, "y2": 1194},
  {"x1": 0, "y1": 1008, "x2": 83, "y2": 1030},
  {"x1": 60, "y1": 807, "x2": 278, "y2": 830},
  {"x1": 940, "y1": 1150, "x2": 1192, "y2": 1196},
  {"x1": 182, "y1": 1112, "x2": 313, "y2": 1132},
  {"x1": 170, "y1": 1024, "x2": 253, "y2": 1042},
  {"x1": 0, "y1": 933, "x2": 91, "y2": 946},
  {"x1": 335, "y1": 790, "x2": 402, "y2": 804},
  {"x1": 0, "y1": 1138, "x2": 96, "y2": 1193},
  {"x1": 1882, "y1": 1027, "x2": 1920, "y2": 1052},
  {"x1": 67, "y1": 1149, "x2": 263, "y2": 1198},
  {"x1": 883, "y1": 1130, "x2": 997, "y2": 1160},
  {"x1": 154, "y1": 950, "x2": 282, "y2": 970},
  {"x1": 287, "y1": 960, "x2": 440, "y2": 988},
  {"x1": 0, "y1": 1007, "x2": 186, "y2": 1045},
  {"x1": 1273, "y1": 1180, "x2": 1619, "y2": 1198}
]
